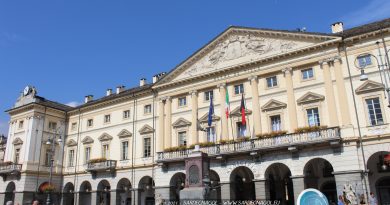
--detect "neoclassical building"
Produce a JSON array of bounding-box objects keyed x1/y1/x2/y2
[{"x1": 1, "y1": 18, "x2": 390, "y2": 205}]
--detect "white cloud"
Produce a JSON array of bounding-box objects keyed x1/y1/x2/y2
[
  {"x1": 341, "y1": 0, "x2": 390, "y2": 27},
  {"x1": 65, "y1": 101, "x2": 81, "y2": 107}
]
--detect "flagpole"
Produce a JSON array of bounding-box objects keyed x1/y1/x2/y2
[{"x1": 244, "y1": 93, "x2": 252, "y2": 138}]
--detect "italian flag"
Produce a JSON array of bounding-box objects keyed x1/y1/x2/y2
[{"x1": 225, "y1": 89, "x2": 230, "y2": 118}]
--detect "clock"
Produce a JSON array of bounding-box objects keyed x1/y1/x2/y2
[{"x1": 23, "y1": 86, "x2": 31, "y2": 96}]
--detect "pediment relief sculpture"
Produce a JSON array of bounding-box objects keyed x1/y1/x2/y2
[
  {"x1": 66, "y1": 139, "x2": 77, "y2": 147},
  {"x1": 230, "y1": 106, "x2": 252, "y2": 117},
  {"x1": 82, "y1": 136, "x2": 94, "y2": 144},
  {"x1": 355, "y1": 80, "x2": 384, "y2": 95},
  {"x1": 297, "y1": 92, "x2": 325, "y2": 105},
  {"x1": 98, "y1": 133, "x2": 113, "y2": 141},
  {"x1": 139, "y1": 124, "x2": 154, "y2": 134},
  {"x1": 261, "y1": 99, "x2": 287, "y2": 112},
  {"x1": 12, "y1": 137, "x2": 23, "y2": 145},
  {"x1": 118, "y1": 129, "x2": 132, "y2": 138},
  {"x1": 172, "y1": 118, "x2": 191, "y2": 128},
  {"x1": 199, "y1": 113, "x2": 221, "y2": 123}
]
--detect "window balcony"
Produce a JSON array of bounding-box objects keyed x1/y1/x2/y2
[
  {"x1": 86, "y1": 159, "x2": 116, "y2": 178},
  {"x1": 0, "y1": 162, "x2": 22, "y2": 180},
  {"x1": 157, "y1": 127, "x2": 340, "y2": 163}
]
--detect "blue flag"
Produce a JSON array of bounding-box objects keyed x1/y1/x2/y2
[{"x1": 208, "y1": 96, "x2": 214, "y2": 126}]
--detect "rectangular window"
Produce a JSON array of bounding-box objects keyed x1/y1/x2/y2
[
  {"x1": 144, "y1": 138, "x2": 151, "y2": 158},
  {"x1": 68, "y1": 150, "x2": 74, "y2": 167},
  {"x1": 104, "y1": 114, "x2": 111, "y2": 123},
  {"x1": 144, "y1": 104, "x2": 152, "y2": 114},
  {"x1": 234, "y1": 84, "x2": 244, "y2": 95},
  {"x1": 87, "y1": 119, "x2": 93, "y2": 127},
  {"x1": 307, "y1": 108, "x2": 320, "y2": 127},
  {"x1": 85, "y1": 147, "x2": 91, "y2": 163},
  {"x1": 71, "y1": 122, "x2": 77, "y2": 131},
  {"x1": 366, "y1": 98, "x2": 384, "y2": 126},
  {"x1": 18, "y1": 121, "x2": 24, "y2": 129},
  {"x1": 204, "y1": 91, "x2": 214, "y2": 101},
  {"x1": 236, "y1": 122, "x2": 247, "y2": 138},
  {"x1": 270, "y1": 115, "x2": 282, "y2": 131},
  {"x1": 301, "y1": 68, "x2": 314, "y2": 80},
  {"x1": 178, "y1": 131, "x2": 187, "y2": 146},
  {"x1": 357, "y1": 54, "x2": 372, "y2": 68},
  {"x1": 121, "y1": 141, "x2": 129, "y2": 160},
  {"x1": 123, "y1": 110, "x2": 130, "y2": 119},
  {"x1": 266, "y1": 76, "x2": 278, "y2": 88},
  {"x1": 178, "y1": 97, "x2": 187, "y2": 107},
  {"x1": 206, "y1": 127, "x2": 216, "y2": 143},
  {"x1": 45, "y1": 149, "x2": 51, "y2": 166},
  {"x1": 14, "y1": 148, "x2": 20, "y2": 164},
  {"x1": 102, "y1": 144, "x2": 109, "y2": 159},
  {"x1": 48, "y1": 122, "x2": 57, "y2": 130}
]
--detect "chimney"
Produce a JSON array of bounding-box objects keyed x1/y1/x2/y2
[
  {"x1": 152, "y1": 72, "x2": 167, "y2": 83},
  {"x1": 140, "y1": 78, "x2": 147, "y2": 86},
  {"x1": 116, "y1": 86, "x2": 125, "y2": 94},
  {"x1": 84, "y1": 95, "x2": 93, "y2": 103},
  {"x1": 152, "y1": 75, "x2": 158, "y2": 84},
  {"x1": 331, "y1": 22, "x2": 344, "y2": 33},
  {"x1": 106, "y1": 89, "x2": 112, "y2": 96}
]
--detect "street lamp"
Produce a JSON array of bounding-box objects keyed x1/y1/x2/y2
[{"x1": 45, "y1": 127, "x2": 63, "y2": 205}]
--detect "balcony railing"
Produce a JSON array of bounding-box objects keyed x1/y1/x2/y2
[
  {"x1": 0, "y1": 163, "x2": 22, "y2": 175},
  {"x1": 157, "y1": 127, "x2": 340, "y2": 162},
  {"x1": 86, "y1": 160, "x2": 117, "y2": 172}
]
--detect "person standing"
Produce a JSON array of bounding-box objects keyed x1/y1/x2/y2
[
  {"x1": 338, "y1": 195, "x2": 345, "y2": 205},
  {"x1": 369, "y1": 192, "x2": 378, "y2": 205}
]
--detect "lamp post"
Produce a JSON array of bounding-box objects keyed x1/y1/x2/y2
[{"x1": 45, "y1": 128, "x2": 62, "y2": 205}]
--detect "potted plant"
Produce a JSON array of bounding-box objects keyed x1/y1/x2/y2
[{"x1": 88, "y1": 158, "x2": 107, "y2": 163}]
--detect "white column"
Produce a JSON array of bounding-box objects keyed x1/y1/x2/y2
[
  {"x1": 190, "y1": 90, "x2": 198, "y2": 145},
  {"x1": 283, "y1": 68, "x2": 298, "y2": 132},
  {"x1": 218, "y1": 84, "x2": 229, "y2": 140},
  {"x1": 164, "y1": 97, "x2": 172, "y2": 148},
  {"x1": 248, "y1": 76, "x2": 262, "y2": 136},
  {"x1": 157, "y1": 99, "x2": 165, "y2": 152},
  {"x1": 320, "y1": 60, "x2": 339, "y2": 127},
  {"x1": 332, "y1": 57, "x2": 351, "y2": 126}
]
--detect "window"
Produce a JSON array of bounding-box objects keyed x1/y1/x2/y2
[
  {"x1": 44, "y1": 149, "x2": 51, "y2": 166},
  {"x1": 123, "y1": 110, "x2": 130, "y2": 119},
  {"x1": 144, "y1": 104, "x2": 152, "y2": 114},
  {"x1": 48, "y1": 122, "x2": 57, "y2": 130},
  {"x1": 14, "y1": 148, "x2": 20, "y2": 164},
  {"x1": 366, "y1": 98, "x2": 384, "y2": 126},
  {"x1": 85, "y1": 147, "x2": 91, "y2": 163},
  {"x1": 121, "y1": 141, "x2": 129, "y2": 160},
  {"x1": 234, "y1": 84, "x2": 244, "y2": 95},
  {"x1": 68, "y1": 150, "x2": 74, "y2": 167},
  {"x1": 270, "y1": 115, "x2": 282, "y2": 131},
  {"x1": 266, "y1": 76, "x2": 278, "y2": 88},
  {"x1": 143, "y1": 138, "x2": 151, "y2": 158},
  {"x1": 18, "y1": 121, "x2": 24, "y2": 129},
  {"x1": 178, "y1": 131, "x2": 187, "y2": 146},
  {"x1": 102, "y1": 144, "x2": 109, "y2": 159},
  {"x1": 71, "y1": 122, "x2": 77, "y2": 131},
  {"x1": 178, "y1": 97, "x2": 187, "y2": 107},
  {"x1": 104, "y1": 114, "x2": 111, "y2": 123},
  {"x1": 204, "y1": 91, "x2": 214, "y2": 101},
  {"x1": 357, "y1": 54, "x2": 372, "y2": 68},
  {"x1": 87, "y1": 119, "x2": 93, "y2": 127},
  {"x1": 307, "y1": 108, "x2": 320, "y2": 127},
  {"x1": 301, "y1": 68, "x2": 314, "y2": 80},
  {"x1": 206, "y1": 127, "x2": 216, "y2": 143},
  {"x1": 236, "y1": 122, "x2": 247, "y2": 138}
]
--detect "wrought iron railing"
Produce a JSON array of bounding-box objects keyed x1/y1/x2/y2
[
  {"x1": 86, "y1": 160, "x2": 116, "y2": 172},
  {"x1": 157, "y1": 127, "x2": 340, "y2": 162},
  {"x1": 0, "y1": 163, "x2": 22, "y2": 174}
]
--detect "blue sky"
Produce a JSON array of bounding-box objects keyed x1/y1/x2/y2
[{"x1": 1, "y1": 0, "x2": 390, "y2": 135}]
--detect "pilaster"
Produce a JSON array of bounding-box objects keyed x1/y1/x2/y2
[
  {"x1": 320, "y1": 60, "x2": 339, "y2": 127},
  {"x1": 164, "y1": 97, "x2": 172, "y2": 148},
  {"x1": 190, "y1": 90, "x2": 199, "y2": 145},
  {"x1": 282, "y1": 68, "x2": 298, "y2": 132},
  {"x1": 157, "y1": 98, "x2": 165, "y2": 152},
  {"x1": 248, "y1": 76, "x2": 262, "y2": 136},
  {"x1": 291, "y1": 175, "x2": 305, "y2": 203},
  {"x1": 218, "y1": 84, "x2": 229, "y2": 140},
  {"x1": 332, "y1": 57, "x2": 352, "y2": 126}
]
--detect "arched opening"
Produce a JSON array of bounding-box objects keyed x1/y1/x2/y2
[
  {"x1": 265, "y1": 163, "x2": 294, "y2": 205},
  {"x1": 79, "y1": 181, "x2": 92, "y2": 205},
  {"x1": 303, "y1": 158, "x2": 337, "y2": 204},
  {"x1": 63, "y1": 182, "x2": 75, "y2": 205},
  {"x1": 169, "y1": 173, "x2": 185, "y2": 202},
  {"x1": 138, "y1": 176, "x2": 155, "y2": 205},
  {"x1": 97, "y1": 180, "x2": 111, "y2": 205},
  {"x1": 4, "y1": 182, "x2": 15, "y2": 205},
  {"x1": 367, "y1": 151, "x2": 390, "y2": 205},
  {"x1": 229, "y1": 166, "x2": 255, "y2": 200},
  {"x1": 116, "y1": 178, "x2": 132, "y2": 205},
  {"x1": 36, "y1": 182, "x2": 60, "y2": 204},
  {"x1": 209, "y1": 170, "x2": 221, "y2": 202}
]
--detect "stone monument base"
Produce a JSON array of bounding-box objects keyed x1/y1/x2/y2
[{"x1": 180, "y1": 187, "x2": 205, "y2": 200}]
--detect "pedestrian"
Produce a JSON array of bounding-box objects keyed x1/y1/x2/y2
[
  {"x1": 6, "y1": 201, "x2": 13, "y2": 205},
  {"x1": 368, "y1": 192, "x2": 378, "y2": 205},
  {"x1": 32, "y1": 200, "x2": 39, "y2": 205},
  {"x1": 359, "y1": 194, "x2": 365, "y2": 205},
  {"x1": 338, "y1": 195, "x2": 345, "y2": 205}
]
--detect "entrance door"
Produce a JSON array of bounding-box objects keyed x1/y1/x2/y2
[
  {"x1": 377, "y1": 178, "x2": 390, "y2": 205},
  {"x1": 145, "y1": 197, "x2": 155, "y2": 205}
]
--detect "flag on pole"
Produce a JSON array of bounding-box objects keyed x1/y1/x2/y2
[
  {"x1": 240, "y1": 94, "x2": 246, "y2": 125},
  {"x1": 208, "y1": 96, "x2": 214, "y2": 126},
  {"x1": 225, "y1": 88, "x2": 230, "y2": 118}
]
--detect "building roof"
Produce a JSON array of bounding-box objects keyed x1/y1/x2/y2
[{"x1": 339, "y1": 17, "x2": 390, "y2": 38}]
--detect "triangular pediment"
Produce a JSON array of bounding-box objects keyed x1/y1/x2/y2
[
  {"x1": 66, "y1": 139, "x2": 77, "y2": 147},
  {"x1": 98, "y1": 133, "x2": 113, "y2": 141},
  {"x1": 297, "y1": 92, "x2": 325, "y2": 105},
  {"x1": 139, "y1": 124, "x2": 154, "y2": 134},
  {"x1": 199, "y1": 113, "x2": 221, "y2": 123},
  {"x1": 118, "y1": 129, "x2": 132, "y2": 138},
  {"x1": 230, "y1": 106, "x2": 252, "y2": 117},
  {"x1": 12, "y1": 137, "x2": 23, "y2": 145},
  {"x1": 355, "y1": 80, "x2": 384, "y2": 94},
  {"x1": 155, "y1": 27, "x2": 339, "y2": 86},
  {"x1": 172, "y1": 118, "x2": 191, "y2": 128},
  {"x1": 82, "y1": 136, "x2": 94, "y2": 144},
  {"x1": 261, "y1": 99, "x2": 287, "y2": 112}
]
